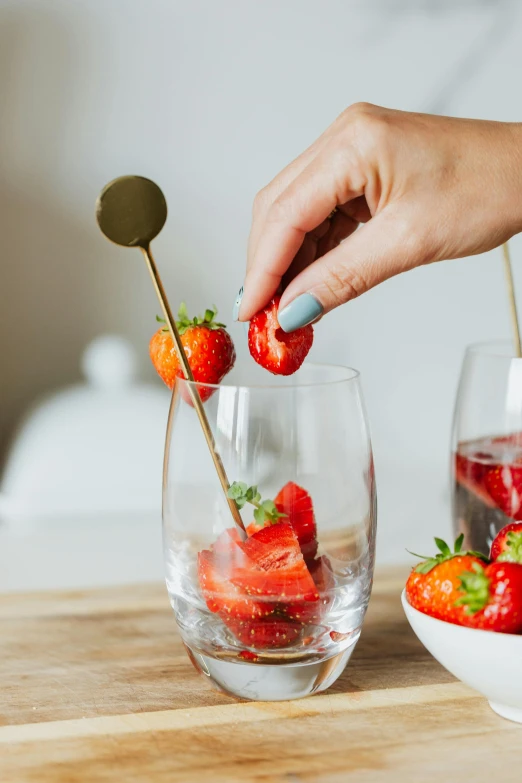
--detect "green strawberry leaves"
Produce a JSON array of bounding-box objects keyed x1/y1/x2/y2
[
  {"x1": 408, "y1": 534, "x2": 487, "y2": 575},
  {"x1": 227, "y1": 482, "x2": 287, "y2": 525},
  {"x1": 455, "y1": 562, "x2": 490, "y2": 614},
  {"x1": 497, "y1": 530, "x2": 522, "y2": 563},
  {"x1": 228, "y1": 482, "x2": 260, "y2": 509},
  {"x1": 156, "y1": 303, "x2": 226, "y2": 335}
]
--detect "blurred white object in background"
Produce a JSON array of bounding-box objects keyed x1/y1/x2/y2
[{"x1": 0, "y1": 335, "x2": 171, "y2": 522}]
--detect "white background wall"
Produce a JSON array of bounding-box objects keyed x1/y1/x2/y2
[{"x1": 1, "y1": 0, "x2": 522, "y2": 581}]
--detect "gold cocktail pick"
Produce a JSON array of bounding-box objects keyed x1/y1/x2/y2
[
  {"x1": 502, "y1": 241, "x2": 522, "y2": 358},
  {"x1": 95, "y1": 175, "x2": 245, "y2": 533}
]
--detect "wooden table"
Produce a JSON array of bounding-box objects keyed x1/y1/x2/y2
[{"x1": 1, "y1": 569, "x2": 520, "y2": 782}]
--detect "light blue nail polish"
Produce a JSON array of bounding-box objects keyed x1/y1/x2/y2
[
  {"x1": 232, "y1": 286, "x2": 244, "y2": 321},
  {"x1": 278, "y1": 293, "x2": 323, "y2": 333}
]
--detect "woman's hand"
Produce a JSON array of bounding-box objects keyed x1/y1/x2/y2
[{"x1": 236, "y1": 103, "x2": 522, "y2": 332}]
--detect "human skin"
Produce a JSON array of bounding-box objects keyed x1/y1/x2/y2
[{"x1": 236, "y1": 103, "x2": 522, "y2": 332}]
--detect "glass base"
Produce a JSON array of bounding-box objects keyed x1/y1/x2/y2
[{"x1": 185, "y1": 642, "x2": 357, "y2": 701}]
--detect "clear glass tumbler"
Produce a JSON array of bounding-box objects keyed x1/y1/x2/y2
[
  {"x1": 452, "y1": 340, "x2": 522, "y2": 555},
  {"x1": 163, "y1": 362, "x2": 376, "y2": 701}
]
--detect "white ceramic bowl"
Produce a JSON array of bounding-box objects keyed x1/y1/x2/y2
[{"x1": 401, "y1": 589, "x2": 522, "y2": 723}]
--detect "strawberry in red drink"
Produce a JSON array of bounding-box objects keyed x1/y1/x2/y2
[{"x1": 453, "y1": 433, "x2": 522, "y2": 555}]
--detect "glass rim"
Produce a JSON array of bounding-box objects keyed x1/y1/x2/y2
[
  {"x1": 465, "y1": 339, "x2": 521, "y2": 360},
  {"x1": 176, "y1": 361, "x2": 361, "y2": 391}
]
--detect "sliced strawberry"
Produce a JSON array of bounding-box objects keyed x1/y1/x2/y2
[
  {"x1": 283, "y1": 597, "x2": 323, "y2": 624},
  {"x1": 231, "y1": 522, "x2": 321, "y2": 624},
  {"x1": 211, "y1": 527, "x2": 245, "y2": 554},
  {"x1": 197, "y1": 550, "x2": 272, "y2": 621},
  {"x1": 245, "y1": 521, "x2": 259, "y2": 537},
  {"x1": 454, "y1": 452, "x2": 495, "y2": 506},
  {"x1": 484, "y1": 466, "x2": 522, "y2": 519},
  {"x1": 285, "y1": 556, "x2": 334, "y2": 623},
  {"x1": 227, "y1": 617, "x2": 302, "y2": 649},
  {"x1": 492, "y1": 433, "x2": 522, "y2": 449},
  {"x1": 274, "y1": 482, "x2": 318, "y2": 560},
  {"x1": 309, "y1": 555, "x2": 335, "y2": 593},
  {"x1": 236, "y1": 521, "x2": 319, "y2": 603},
  {"x1": 248, "y1": 295, "x2": 313, "y2": 376}
]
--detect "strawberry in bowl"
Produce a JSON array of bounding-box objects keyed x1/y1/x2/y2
[
  {"x1": 403, "y1": 532, "x2": 522, "y2": 723},
  {"x1": 490, "y1": 521, "x2": 522, "y2": 563}
]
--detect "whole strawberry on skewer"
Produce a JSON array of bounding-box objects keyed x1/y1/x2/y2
[{"x1": 149, "y1": 303, "x2": 235, "y2": 402}]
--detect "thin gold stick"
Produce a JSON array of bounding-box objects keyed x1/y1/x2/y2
[
  {"x1": 141, "y1": 245, "x2": 246, "y2": 533},
  {"x1": 502, "y1": 241, "x2": 522, "y2": 358}
]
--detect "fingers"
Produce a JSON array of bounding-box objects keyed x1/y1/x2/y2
[
  {"x1": 247, "y1": 145, "x2": 319, "y2": 273},
  {"x1": 247, "y1": 136, "x2": 335, "y2": 275},
  {"x1": 246, "y1": 113, "x2": 356, "y2": 275},
  {"x1": 282, "y1": 210, "x2": 359, "y2": 289},
  {"x1": 239, "y1": 149, "x2": 363, "y2": 321},
  {"x1": 316, "y1": 210, "x2": 359, "y2": 258},
  {"x1": 339, "y1": 195, "x2": 371, "y2": 224},
  {"x1": 277, "y1": 207, "x2": 417, "y2": 328}
]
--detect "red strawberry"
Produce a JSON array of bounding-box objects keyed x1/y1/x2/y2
[
  {"x1": 274, "y1": 482, "x2": 318, "y2": 561},
  {"x1": 149, "y1": 303, "x2": 235, "y2": 402},
  {"x1": 211, "y1": 527, "x2": 244, "y2": 554},
  {"x1": 492, "y1": 433, "x2": 522, "y2": 449},
  {"x1": 230, "y1": 522, "x2": 319, "y2": 619},
  {"x1": 248, "y1": 295, "x2": 313, "y2": 376},
  {"x1": 309, "y1": 555, "x2": 335, "y2": 594},
  {"x1": 484, "y1": 465, "x2": 522, "y2": 519},
  {"x1": 197, "y1": 549, "x2": 272, "y2": 622},
  {"x1": 227, "y1": 617, "x2": 302, "y2": 649},
  {"x1": 245, "y1": 482, "x2": 318, "y2": 561},
  {"x1": 406, "y1": 535, "x2": 488, "y2": 625},
  {"x1": 454, "y1": 561, "x2": 522, "y2": 633},
  {"x1": 245, "y1": 521, "x2": 260, "y2": 537},
  {"x1": 454, "y1": 452, "x2": 496, "y2": 508},
  {"x1": 203, "y1": 484, "x2": 326, "y2": 649},
  {"x1": 490, "y1": 522, "x2": 522, "y2": 563},
  {"x1": 236, "y1": 521, "x2": 319, "y2": 603},
  {"x1": 284, "y1": 556, "x2": 334, "y2": 624}
]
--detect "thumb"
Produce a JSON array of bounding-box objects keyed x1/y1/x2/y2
[{"x1": 277, "y1": 208, "x2": 421, "y2": 331}]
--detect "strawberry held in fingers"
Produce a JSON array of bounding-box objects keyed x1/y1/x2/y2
[
  {"x1": 490, "y1": 522, "x2": 522, "y2": 563},
  {"x1": 149, "y1": 303, "x2": 235, "y2": 401},
  {"x1": 248, "y1": 295, "x2": 313, "y2": 375}
]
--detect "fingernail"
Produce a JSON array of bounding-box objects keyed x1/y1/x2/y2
[
  {"x1": 278, "y1": 293, "x2": 324, "y2": 333},
  {"x1": 232, "y1": 286, "x2": 244, "y2": 321}
]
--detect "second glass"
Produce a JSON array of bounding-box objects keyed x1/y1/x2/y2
[
  {"x1": 163, "y1": 362, "x2": 376, "y2": 701},
  {"x1": 452, "y1": 340, "x2": 522, "y2": 555}
]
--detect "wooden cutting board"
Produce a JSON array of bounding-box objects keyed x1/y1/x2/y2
[{"x1": 0, "y1": 568, "x2": 520, "y2": 782}]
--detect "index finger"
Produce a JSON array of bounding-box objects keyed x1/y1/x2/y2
[{"x1": 239, "y1": 151, "x2": 362, "y2": 321}]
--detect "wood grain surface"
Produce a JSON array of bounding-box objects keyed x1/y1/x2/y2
[{"x1": 1, "y1": 568, "x2": 520, "y2": 782}]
